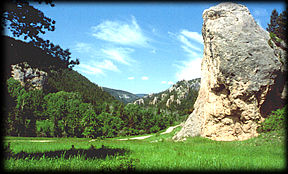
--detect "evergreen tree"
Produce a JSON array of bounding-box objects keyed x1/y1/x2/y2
[
  {"x1": 267, "y1": 9, "x2": 279, "y2": 34},
  {"x1": 275, "y1": 10, "x2": 287, "y2": 43},
  {"x1": 267, "y1": 9, "x2": 287, "y2": 48}
]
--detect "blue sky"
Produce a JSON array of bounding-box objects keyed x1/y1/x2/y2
[{"x1": 6, "y1": 2, "x2": 285, "y2": 94}]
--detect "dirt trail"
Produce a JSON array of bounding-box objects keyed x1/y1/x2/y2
[
  {"x1": 6, "y1": 124, "x2": 182, "y2": 143},
  {"x1": 160, "y1": 125, "x2": 181, "y2": 135},
  {"x1": 7, "y1": 140, "x2": 56, "y2": 143},
  {"x1": 117, "y1": 135, "x2": 152, "y2": 141},
  {"x1": 116, "y1": 124, "x2": 181, "y2": 141}
]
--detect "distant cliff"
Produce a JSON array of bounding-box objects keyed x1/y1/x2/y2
[
  {"x1": 134, "y1": 78, "x2": 200, "y2": 115},
  {"x1": 103, "y1": 87, "x2": 141, "y2": 104}
]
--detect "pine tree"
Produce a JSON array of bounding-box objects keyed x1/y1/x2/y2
[
  {"x1": 267, "y1": 9, "x2": 279, "y2": 34},
  {"x1": 275, "y1": 11, "x2": 287, "y2": 43},
  {"x1": 267, "y1": 9, "x2": 287, "y2": 46}
]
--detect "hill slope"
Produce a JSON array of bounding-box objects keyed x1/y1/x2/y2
[
  {"x1": 103, "y1": 87, "x2": 140, "y2": 104},
  {"x1": 134, "y1": 78, "x2": 200, "y2": 115},
  {"x1": 3, "y1": 36, "x2": 118, "y2": 108}
]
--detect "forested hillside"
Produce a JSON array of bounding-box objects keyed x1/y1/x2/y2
[
  {"x1": 2, "y1": 0, "x2": 203, "y2": 140},
  {"x1": 103, "y1": 87, "x2": 140, "y2": 104},
  {"x1": 134, "y1": 78, "x2": 200, "y2": 115},
  {"x1": 4, "y1": 36, "x2": 183, "y2": 138},
  {"x1": 4, "y1": 36, "x2": 116, "y2": 107}
]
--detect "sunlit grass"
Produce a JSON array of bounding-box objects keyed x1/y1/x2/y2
[{"x1": 4, "y1": 127, "x2": 286, "y2": 172}]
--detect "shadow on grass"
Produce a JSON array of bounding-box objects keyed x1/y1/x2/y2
[{"x1": 4, "y1": 144, "x2": 129, "y2": 160}]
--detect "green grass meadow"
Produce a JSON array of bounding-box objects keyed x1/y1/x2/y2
[{"x1": 3, "y1": 126, "x2": 286, "y2": 172}]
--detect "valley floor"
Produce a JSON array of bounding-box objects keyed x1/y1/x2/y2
[{"x1": 3, "y1": 126, "x2": 285, "y2": 172}]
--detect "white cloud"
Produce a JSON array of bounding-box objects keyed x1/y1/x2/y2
[
  {"x1": 91, "y1": 16, "x2": 149, "y2": 47},
  {"x1": 178, "y1": 35, "x2": 202, "y2": 52},
  {"x1": 175, "y1": 57, "x2": 202, "y2": 81},
  {"x1": 73, "y1": 42, "x2": 93, "y2": 53},
  {"x1": 161, "y1": 81, "x2": 167, "y2": 84},
  {"x1": 76, "y1": 59, "x2": 120, "y2": 76},
  {"x1": 181, "y1": 45, "x2": 202, "y2": 58},
  {"x1": 168, "y1": 81, "x2": 174, "y2": 85},
  {"x1": 174, "y1": 29, "x2": 203, "y2": 81},
  {"x1": 128, "y1": 77, "x2": 135, "y2": 80},
  {"x1": 77, "y1": 63, "x2": 104, "y2": 75},
  {"x1": 101, "y1": 47, "x2": 134, "y2": 65},
  {"x1": 93, "y1": 59, "x2": 120, "y2": 72},
  {"x1": 141, "y1": 76, "x2": 149, "y2": 80},
  {"x1": 180, "y1": 30, "x2": 203, "y2": 45}
]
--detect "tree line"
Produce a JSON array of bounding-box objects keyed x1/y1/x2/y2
[{"x1": 5, "y1": 78, "x2": 182, "y2": 138}]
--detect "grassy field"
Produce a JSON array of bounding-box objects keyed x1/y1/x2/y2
[{"x1": 3, "y1": 126, "x2": 286, "y2": 172}]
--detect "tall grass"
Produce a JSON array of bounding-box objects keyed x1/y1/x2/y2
[{"x1": 4, "y1": 126, "x2": 286, "y2": 172}]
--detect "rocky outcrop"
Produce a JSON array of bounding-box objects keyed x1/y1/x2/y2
[
  {"x1": 134, "y1": 98, "x2": 144, "y2": 105},
  {"x1": 150, "y1": 96, "x2": 159, "y2": 105},
  {"x1": 11, "y1": 62, "x2": 48, "y2": 90},
  {"x1": 173, "y1": 2, "x2": 284, "y2": 141},
  {"x1": 166, "y1": 95, "x2": 175, "y2": 107},
  {"x1": 133, "y1": 78, "x2": 200, "y2": 110}
]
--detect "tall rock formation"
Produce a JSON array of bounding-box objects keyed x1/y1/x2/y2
[{"x1": 173, "y1": 3, "x2": 284, "y2": 141}]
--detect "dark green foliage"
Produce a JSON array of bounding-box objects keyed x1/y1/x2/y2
[
  {"x1": 4, "y1": 37, "x2": 191, "y2": 139},
  {"x1": 2, "y1": 0, "x2": 55, "y2": 42},
  {"x1": 6, "y1": 78, "x2": 44, "y2": 137},
  {"x1": 6, "y1": 77, "x2": 25, "y2": 98},
  {"x1": 46, "y1": 68, "x2": 117, "y2": 108},
  {"x1": 43, "y1": 91, "x2": 85, "y2": 137},
  {"x1": 120, "y1": 104, "x2": 174, "y2": 135},
  {"x1": 98, "y1": 112, "x2": 124, "y2": 138},
  {"x1": 5, "y1": 76, "x2": 184, "y2": 138},
  {"x1": 4, "y1": 36, "x2": 67, "y2": 74},
  {"x1": 4, "y1": 36, "x2": 117, "y2": 108},
  {"x1": 276, "y1": 11, "x2": 287, "y2": 43},
  {"x1": 267, "y1": 9, "x2": 279, "y2": 35},
  {"x1": 79, "y1": 103, "x2": 101, "y2": 138},
  {"x1": 267, "y1": 9, "x2": 287, "y2": 48},
  {"x1": 257, "y1": 105, "x2": 287, "y2": 133},
  {"x1": 3, "y1": 1, "x2": 79, "y2": 69},
  {"x1": 3, "y1": 0, "x2": 182, "y2": 139},
  {"x1": 36, "y1": 120, "x2": 54, "y2": 137}
]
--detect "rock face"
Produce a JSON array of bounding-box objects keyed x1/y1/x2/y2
[
  {"x1": 133, "y1": 78, "x2": 200, "y2": 110},
  {"x1": 134, "y1": 98, "x2": 144, "y2": 105},
  {"x1": 11, "y1": 62, "x2": 48, "y2": 90},
  {"x1": 173, "y1": 3, "x2": 284, "y2": 141}
]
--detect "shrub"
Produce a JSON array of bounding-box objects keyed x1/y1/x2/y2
[
  {"x1": 257, "y1": 105, "x2": 287, "y2": 133},
  {"x1": 36, "y1": 120, "x2": 54, "y2": 137}
]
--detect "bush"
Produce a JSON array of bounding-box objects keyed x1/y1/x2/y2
[
  {"x1": 36, "y1": 120, "x2": 54, "y2": 137},
  {"x1": 257, "y1": 105, "x2": 287, "y2": 133},
  {"x1": 150, "y1": 125, "x2": 160, "y2": 133}
]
